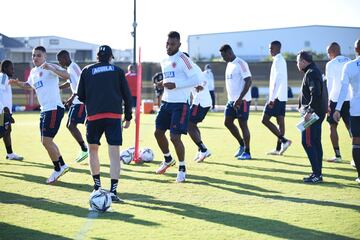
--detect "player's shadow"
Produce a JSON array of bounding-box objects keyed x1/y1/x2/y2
[
  {"x1": 0, "y1": 190, "x2": 159, "y2": 226},
  {"x1": 0, "y1": 222, "x2": 71, "y2": 240},
  {"x1": 124, "y1": 193, "x2": 354, "y2": 240}
]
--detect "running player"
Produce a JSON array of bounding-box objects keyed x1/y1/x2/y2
[
  {"x1": 10, "y1": 46, "x2": 70, "y2": 184},
  {"x1": 0, "y1": 60, "x2": 23, "y2": 160},
  {"x1": 57, "y1": 50, "x2": 88, "y2": 163},
  {"x1": 262, "y1": 41, "x2": 291, "y2": 155},
  {"x1": 152, "y1": 72, "x2": 164, "y2": 108},
  {"x1": 334, "y1": 39, "x2": 360, "y2": 183},
  {"x1": 154, "y1": 31, "x2": 200, "y2": 182},
  {"x1": 325, "y1": 42, "x2": 351, "y2": 163},
  {"x1": 219, "y1": 44, "x2": 252, "y2": 160}
]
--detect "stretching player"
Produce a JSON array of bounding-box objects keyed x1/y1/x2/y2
[
  {"x1": 57, "y1": 50, "x2": 88, "y2": 163},
  {"x1": 154, "y1": 31, "x2": 200, "y2": 182},
  {"x1": 334, "y1": 39, "x2": 360, "y2": 183},
  {"x1": 10, "y1": 46, "x2": 70, "y2": 184}
]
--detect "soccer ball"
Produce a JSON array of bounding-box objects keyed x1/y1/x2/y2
[
  {"x1": 139, "y1": 148, "x2": 154, "y2": 162},
  {"x1": 89, "y1": 189, "x2": 112, "y2": 212},
  {"x1": 120, "y1": 147, "x2": 134, "y2": 164}
]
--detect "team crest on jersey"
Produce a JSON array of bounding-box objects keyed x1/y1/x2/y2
[
  {"x1": 39, "y1": 71, "x2": 43, "y2": 77},
  {"x1": 172, "y1": 62, "x2": 176, "y2": 68}
]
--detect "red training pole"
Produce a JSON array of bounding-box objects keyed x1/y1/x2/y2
[{"x1": 133, "y1": 47, "x2": 142, "y2": 163}]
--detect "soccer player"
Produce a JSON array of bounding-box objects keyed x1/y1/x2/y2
[
  {"x1": 57, "y1": 50, "x2": 88, "y2": 163},
  {"x1": 10, "y1": 46, "x2": 70, "y2": 184},
  {"x1": 203, "y1": 64, "x2": 216, "y2": 110},
  {"x1": 297, "y1": 51, "x2": 328, "y2": 183},
  {"x1": 185, "y1": 53, "x2": 212, "y2": 163},
  {"x1": 152, "y1": 72, "x2": 164, "y2": 108},
  {"x1": 333, "y1": 39, "x2": 360, "y2": 183},
  {"x1": 325, "y1": 42, "x2": 351, "y2": 163},
  {"x1": 0, "y1": 60, "x2": 23, "y2": 160},
  {"x1": 77, "y1": 45, "x2": 132, "y2": 202},
  {"x1": 262, "y1": 41, "x2": 291, "y2": 155},
  {"x1": 219, "y1": 44, "x2": 252, "y2": 160},
  {"x1": 0, "y1": 105, "x2": 11, "y2": 140},
  {"x1": 125, "y1": 64, "x2": 138, "y2": 108},
  {"x1": 154, "y1": 31, "x2": 200, "y2": 182}
]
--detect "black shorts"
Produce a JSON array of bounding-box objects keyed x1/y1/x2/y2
[
  {"x1": 264, "y1": 99, "x2": 286, "y2": 117},
  {"x1": 68, "y1": 104, "x2": 86, "y2": 125},
  {"x1": 190, "y1": 104, "x2": 210, "y2": 124},
  {"x1": 327, "y1": 101, "x2": 350, "y2": 125},
  {"x1": 40, "y1": 106, "x2": 64, "y2": 138},
  {"x1": 350, "y1": 116, "x2": 360, "y2": 138},
  {"x1": 86, "y1": 118, "x2": 123, "y2": 145}
]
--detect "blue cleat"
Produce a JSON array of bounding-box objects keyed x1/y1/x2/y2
[
  {"x1": 237, "y1": 152, "x2": 252, "y2": 160},
  {"x1": 234, "y1": 146, "x2": 245, "y2": 157}
]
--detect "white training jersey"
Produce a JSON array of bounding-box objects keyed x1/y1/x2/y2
[
  {"x1": 0, "y1": 72, "x2": 13, "y2": 113},
  {"x1": 67, "y1": 62, "x2": 82, "y2": 104},
  {"x1": 191, "y1": 65, "x2": 212, "y2": 108},
  {"x1": 326, "y1": 55, "x2": 351, "y2": 102},
  {"x1": 269, "y1": 53, "x2": 288, "y2": 102},
  {"x1": 203, "y1": 69, "x2": 215, "y2": 91},
  {"x1": 225, "y1": 57, "x2": 252, "y2": 102},
  {"x1": 336, "y1": 56, "x2": 360, "y2": 116},
  {"x1": 27, "y1": 64, "x2": 64, "y2": 112},
  {"x1": 161, "y1": 51, "x2": 200, "y2": 103}
]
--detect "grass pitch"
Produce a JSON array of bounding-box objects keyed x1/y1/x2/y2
[{"x1": 0, "y1": 111, "x2": 359, "y2": 240}]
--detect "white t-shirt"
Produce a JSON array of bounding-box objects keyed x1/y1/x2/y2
[
  {"x1": 27, "y1": 64, "x2": 64, "y2": 112},
  {"x1": 225, "y1": 57, "x2": 252, "y2": 102},
  {"x1": 326, "y1": 55, "x2": 351, "y2": 102},
  {"x1": 0, "y1": 73, "x2": 13, "y2": 113},
  {"x1": 67, "y1": 61, "x2": 82, "y2": 104},
  {"x1": 336, "y1": 56, "x2": 360, "y2": 116},
  {"x1": 161, "y1": 51, "x2": 200, "y2": 103},
  {"x1": 191, "y1": 65, "x2": 212, "y2": 108},
  {"x1": 269, "y1": 53, "x2": 288, "y2": 102},
  {"x1": 203, "y1": 69, "x2": 215, "y2": 91}
]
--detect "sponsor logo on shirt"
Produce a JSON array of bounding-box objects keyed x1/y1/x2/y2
[
  {"x1": 164, "y1": 71, "x2": 175, "y2": 79},
  {"x1": 92, "y1": 65, "x2": 115, "y2": 75},
  {"x1": 34, "y1": 81, "x2": 43, "y2": 89}
]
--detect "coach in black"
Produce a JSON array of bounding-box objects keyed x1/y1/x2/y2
[
  {"x1": 77, "y1": 45, "x2": 132, "y2": 202},
  {"x1": 297, "y1": 51, "x2": 328, "y2": 183}
]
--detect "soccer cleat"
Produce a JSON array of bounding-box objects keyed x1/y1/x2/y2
[
  {"x1": 196, "y1": 150, "x2": 211, "y2": 163},
  {"x1": 6, "y1": 153, "x2": 24, "y2": 161},
  {"x1": 155, "y1": 158, "x2": 176, "y2": 174},
  {"x1": 110, "y1": 192, "x2": 124, "y2": 203},
  {"x1": 279, "y1": 140, "x2": 292, "y2": 155},
  {"x1": 326, "y1": 156, "x2": 342, "y2": 163},
  {"x1": 267, "y1": 149, "x2": 281, "y2": 156},
  {"x1": 193, "y1": 152, "x2": 200, "y2": 161},
  {"x1": 351, "y1": 160, "x2": 356, "y2": 168},
  {"x1": 355, "y1": 178, "x2": 360, "y2": 183},
  {"x1": 46, "y1": 165, "x2": 70, "y2": 184},
  {"x1": 303, "y1": 174, "x2": 323, "y2": 183},
  {"x1": 176, "y1": 171, "x2": 186, "y2": 183},
  {"x1": 237, "y1": 152, "x2": 252, "y2": 160},
  {"x1": 75, "y1": 150, "x2": 89, "y2": 163},
  {"x1": 234, "y1": 146, "x2": 245, "y2": 157}
]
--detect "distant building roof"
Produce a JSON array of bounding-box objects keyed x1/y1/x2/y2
[{"x1": 0, "y1": 33, "x2": 24, "y2": 48}]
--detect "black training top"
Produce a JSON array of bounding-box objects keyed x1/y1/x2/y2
[{"x1": 77, "y1": 62, "x2": 132, "y2": 121}]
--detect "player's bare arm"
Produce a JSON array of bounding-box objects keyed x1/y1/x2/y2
[
  {"x1": 42, "y1": 63, "x2": 70, "y2": 80},
  {"x1": 234, "y1": 77, "x2": 252, "y2": 109},
  {"x1": 163, "y1": 82, "x2": 176, "y2": 89},
  {"x1": 59, "y1": 82, "x2": 70, "y2": 90},
  {"x1": 8, "y1": 78, "x2": 32, "y2": 89}
]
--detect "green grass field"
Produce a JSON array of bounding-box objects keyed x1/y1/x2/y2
[{"x1": 0, "y1": 111, "x2": 359, "y2": 240}]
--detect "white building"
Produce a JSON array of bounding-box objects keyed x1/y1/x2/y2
[
  {"x1": 188, "y1": 25, "x2": 360, "y2": 61},
  {"x1": 0, "y1": 34, "x2": 132, "y2": 63}
]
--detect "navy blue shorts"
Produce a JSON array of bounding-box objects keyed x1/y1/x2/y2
[
  {"x1": 156, "y1": 101, "x2": 190, "y2": 135},
  {"x1": 40, "y1": 106, "x2": 64, "y2": 138},
  {"x1": 225, "y1": 101, "x2": 251, "y2": 121},
  {"x1": 264, "y1": 99, "x2": 286, "y2": 117},
  {"x1": 190, "y1": 104, "x2": 210, "y2": 124},
  {"x1": 68, "y1": 104, "x2": 86, "y2": 125},
  {"x1": 327, "y1": 101, "x2": 350, "y2": 126},
  {"x1": 86, "y1": 118, "x2": 123, "y2": 145},
  {"x1": 350, "y1": 116, "x2": 360, "y2": 138}
]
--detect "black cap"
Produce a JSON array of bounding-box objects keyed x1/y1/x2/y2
[{"x1": 97, "y1": 45, "x2": 114, "y2": 59}]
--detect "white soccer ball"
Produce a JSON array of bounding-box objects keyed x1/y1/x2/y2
[
  {"x1": 120, "y1": 148, "x2": 134, "y2": 164},
  {"x1": 139, "y1": 148, "x2": 154, "y2": 162},
  {"x1": 89, "y1": 189, "x2": 112, "y2": 212}
]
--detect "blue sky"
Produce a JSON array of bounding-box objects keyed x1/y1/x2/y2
[{"x1": 2, "y1": 0, "x2": 360, "y2": 61}]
